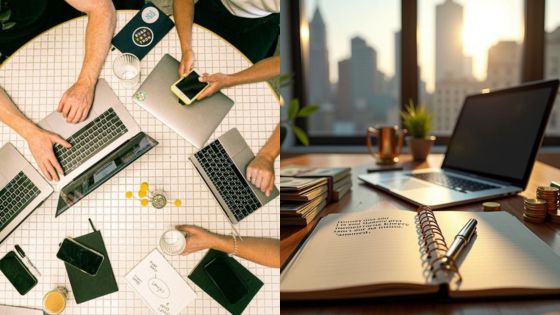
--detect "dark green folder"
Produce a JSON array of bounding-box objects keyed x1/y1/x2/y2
[
  {"x1": 189, "y1": 249, "x2": 263, "y2": 315},
  {"x1": 64, "y1": 230, "x2": 118, "y2": 304}
]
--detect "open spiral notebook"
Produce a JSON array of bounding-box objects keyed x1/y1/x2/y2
[{"x1": 280, "y1": 207, "x2": 560, "y2": 300}]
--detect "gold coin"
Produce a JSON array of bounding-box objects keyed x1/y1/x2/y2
[
  {"x1": 138, "y1": 190, "x2": 147, "y2": 198},
  {"x1": 523, "y1": 213, "x2": 545, "y2": 223},
  {"x1": 140, "y1": 199, "x2": 149, "y2": 207},
  {"x1": 524, "y1": 198, "x2": 546, "y2": 205},
  {"x1": 537, "y1": 186, "x2": 559, "y2": 192},
  {"x1": 174, "y1": 199, "x2": 182, "y2": 207},
  {"x1": 125, "y1": 191, "x2": 133, "y2": 199},
  {"x1": 482, "y1": 202, "x2": 501, "y2": 211},
  {"x1": 140, "y1": 182, "x2": 149, "y2": 190}
]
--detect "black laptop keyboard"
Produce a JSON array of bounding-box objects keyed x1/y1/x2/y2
[
  {"x1": 194, "y1": 140, "x2": 261, "y2": 222},
  {"x1": 0, "y1": 172, "x2": 40, "y2": 230},
  {"x1": 54, "y1": 108, "x2": 128, "y2": 174},
  {"x1": 410, "y1": 172, "x2": 498, "y2": 193}
]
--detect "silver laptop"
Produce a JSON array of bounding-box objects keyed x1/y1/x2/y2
[
  {"x1": 190, "y1": 128, "x2": 279, "y2": 224},
  {"x1": 359, "y1": 79, "x2": 560, "y2": 209},
  {"x1": 133, "y1": 54, "x2": 234, "y2": 148},
  {"x1": 0, "y1": 143, "x2": 52, "y2": 243},
  {"x1": 39, "y1": 78, "x2": 142, "y2": 190}
]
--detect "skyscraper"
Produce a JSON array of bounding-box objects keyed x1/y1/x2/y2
[
  {"x1": 350, "y1": 36, "x2": 376, "y2": 109},
  {"x1": 435, "y1": 0, "x2": 470, "y2": 81},
  {"x1": 486, "y1": 41, "x2": 521, "y2": 89},
  {"x1": 308, "y1": 5, "x2": 331, "y2": 105},
  {"x1": 546, "y1": 26, "x2": 560, "y2": 134}
]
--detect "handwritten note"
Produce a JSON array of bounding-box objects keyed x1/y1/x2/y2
[
  {"x1": 126, "y1": 249, "x2": 196, "y2": 315},
  {"x1": 334, "y1": 217, "x2": 409, "y2": 236}
]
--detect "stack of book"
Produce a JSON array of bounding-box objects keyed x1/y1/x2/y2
[{"x1": 280, "y1": 166, "x2": 352, "y2": 226}]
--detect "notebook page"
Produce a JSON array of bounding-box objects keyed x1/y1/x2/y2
[
  {"x1": 435, "y1": 212, "x2": 560, "y2": 295},
  {"x1": 281, "y1": 209, "x2": 427, "y2": 293}
]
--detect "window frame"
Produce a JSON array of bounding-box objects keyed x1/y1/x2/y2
[{"x1": 287, "y1": 0, "x2": 559, "y2": 146}]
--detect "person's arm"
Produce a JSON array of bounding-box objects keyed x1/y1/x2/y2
[
  {"x1": 57, "y1": 0, "x2": 116, "y2": 124},
  {"x1": 176, "y1": 225, "x2": 280, "y2": 268},
  {"x1": 173, "y1": 0, "x2": 196, "y2": 76},
  {"x1": 197, "y1": 56, "x2": 280, "y2": 99},
  {"x1": 0, "y1": 87, "x2": 71, "y2": 181},
  {"x1": 246, "y1": 124, "x2": 279, "y2": 196}
]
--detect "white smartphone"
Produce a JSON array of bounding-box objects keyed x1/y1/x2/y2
[{"x1": 170, "y1": 69, "x2": 210, "y2": 105}]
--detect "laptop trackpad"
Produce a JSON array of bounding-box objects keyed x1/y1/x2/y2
[{"x1": 381, "y1": 177, "x2": 431, "y2": 191}]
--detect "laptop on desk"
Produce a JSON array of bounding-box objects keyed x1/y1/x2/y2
[
  {"x1": 133, "y1": 54, "x2": 234, "y2": 148},
  {"x1": 38, "y1": 79, "x2": 158, "y2": 217},
  {"x1": 359, "y1": 79, "x2": 560, "y2": 209}
]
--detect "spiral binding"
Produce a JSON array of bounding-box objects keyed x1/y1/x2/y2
[{"x1": 416, "y1": 206, "x2": 462, "y2": 282}]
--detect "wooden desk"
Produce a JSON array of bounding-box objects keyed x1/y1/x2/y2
[{"x1": 280, "y1": 153, "x2": 560, "y2": 314}]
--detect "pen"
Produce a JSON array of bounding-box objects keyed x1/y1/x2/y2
[
  {"x1": 442, "y1": 218, "x2": 477, "y2": 267},
  {"x1": 14, "y1": 245, "x2": 41, "y2": 277}
]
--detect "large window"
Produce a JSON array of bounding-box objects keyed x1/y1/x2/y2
[
  {"x1": 546, "y1": 0, "x2": 560, "y2": 135},
  {"x1": 303, "y1": 0, "x2": 400, "y2": 136},
  {"x1": 419, "y1": 0, "x2": 524, "y2": 136}
]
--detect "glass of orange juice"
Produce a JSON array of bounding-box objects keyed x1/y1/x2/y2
[{"x1": 43, "y1": 286, "x2": 68, "y2": 315}]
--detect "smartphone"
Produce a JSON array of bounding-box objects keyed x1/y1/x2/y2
[
  {"x1": 171, "y1": 69, "x2": 209, "y2": 105},
  {"x1": 56, "y1": 237, "x2": 104, "y2": 276},
  {"x1": 0, "y1": 251, "x2": 38, "y2": 295},
  {"x1": 204, "y1": 257, "x2": 248, "y2": 304}
]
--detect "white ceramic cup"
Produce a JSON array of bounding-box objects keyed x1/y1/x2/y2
[{"x1": 159, "y1": 229, "x2": 187, "y2": 256}]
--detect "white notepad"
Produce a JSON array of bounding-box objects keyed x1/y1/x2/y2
[{"x1": 126, "y1": 249, "x2": 196, "y2": 315}]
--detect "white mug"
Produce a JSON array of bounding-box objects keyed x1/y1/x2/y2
[{"x1": 159, "y1": 229, "x2": 187, "y2": 256}]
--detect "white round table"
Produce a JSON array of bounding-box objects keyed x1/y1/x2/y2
[{"x1": 0, "y1": 11, "x2": 279, "y2": 315}]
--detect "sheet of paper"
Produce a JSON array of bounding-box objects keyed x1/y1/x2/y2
[
  {"x1": 126, "y1": 249, "x2": 196, "y2": 315},
  {"x1": 281, "y1": 209, "x2": 427, "y2": 292},
  {"x1": 435, "y1": 211, "x2": 560, "y2": 295}
]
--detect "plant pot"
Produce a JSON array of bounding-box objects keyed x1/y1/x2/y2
[{"x1": 407, "y1": 136, "x2": 436, "y2": 162}]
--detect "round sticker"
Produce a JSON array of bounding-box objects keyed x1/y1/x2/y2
[
  {"x1": 141, "y1": 6, "x2": 159, "y2": 24},
  {"x1": 132, "y1": 27, "x2": 154, "y2": 47}
]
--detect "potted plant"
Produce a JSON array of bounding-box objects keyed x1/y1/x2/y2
[
  {"x1": 279, "y1": 74, "x2": 319, "y2": 146},
  {"x1": 401, "y1": 100, "x2": 436, "y2": 161}
]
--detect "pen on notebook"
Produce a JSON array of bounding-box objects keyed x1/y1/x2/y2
[
  {"x1": 442, "y1": 218, "x2": 477, "y2": 267},
  {"x1": 14, "y1": 245, "x2": 41, "y2": 276}
]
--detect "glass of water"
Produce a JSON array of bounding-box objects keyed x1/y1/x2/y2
[{"x1": 113, "y1": 53, "x2": 140, "y2": 87}]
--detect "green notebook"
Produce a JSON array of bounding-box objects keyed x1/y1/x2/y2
[
  {"x1": 64, "y1": 230, "x2": 118, "y2": 304},
  {"x1": 189, "y1": 250, "x2": 263, "y2": 315}
]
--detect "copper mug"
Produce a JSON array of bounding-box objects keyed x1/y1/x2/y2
[{"x1": 366, "y1": 126, "x2": 407, "y2": 165}]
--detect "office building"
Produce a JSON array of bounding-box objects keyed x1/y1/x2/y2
[
  {"x1": 546, "y1": 26, "x2": 560, "y2": 134},
  {"x1": 486, "y1": 41, "x2": 521, "y2": 89},
  {"x1": 308, "y1": 5, "x2": 331, "y2": 105}
]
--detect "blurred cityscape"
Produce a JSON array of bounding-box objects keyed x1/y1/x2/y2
[{"x1": 307, "y1": 0, "x2": 560, "y2": 136}]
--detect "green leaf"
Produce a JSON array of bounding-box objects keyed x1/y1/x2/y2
[
  {"x1": 279, "y1": 74, "x2": 292, "y2": 87},
  {"x1": 288, "y1": 99, "x2": 300, "y2": 120},
  {"x1": 401, "y1": 100, "x2": 432, "y2": 138},
  {"x1": 297, "y1": 105, "x2": 320, "y2": 117},
  {"x1": 293, "y1": 126, "x2": 309, "y2": 146}
]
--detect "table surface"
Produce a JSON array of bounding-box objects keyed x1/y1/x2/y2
[
  {"x1": 0, "y1": 11, "x2": 279, "y2": 315},
  {"x1": 280, "y1": 153, "x2": 560, "y2": 314}
]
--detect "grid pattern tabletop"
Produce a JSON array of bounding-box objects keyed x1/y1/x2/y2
[{"x1": 0, "y1": 11, "x2": 279, "y2": 315}]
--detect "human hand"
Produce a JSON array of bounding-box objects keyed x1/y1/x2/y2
[
  {"x1": 26, "y1": 128, "x2": 72, "y2": 181},
  {"x1": 246, "y1": 155, "x2": 275, "y2": 196},
  {"x1": 57, "y1": 80, "x2": 95, "y2": 124},
  {"x1": 179, "y1": 48, "x2": 195, "y2": 77},
  {"x1": 175, "y1": 225, "x2": 219, "y2": 255},
  {"x1": 197, "y1": 73, "x2": 233, "y2": 100}
]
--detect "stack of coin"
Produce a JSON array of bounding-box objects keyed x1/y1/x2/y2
[
  {"x1": 548, "y1": 208, "x2": 560, "y2": 224},
  {"x1": 536, "y1": 186, "x2": 559, "y2": 215},
  {"x1": 523, "y1": 198, "x2": 547, "y2": 223}
]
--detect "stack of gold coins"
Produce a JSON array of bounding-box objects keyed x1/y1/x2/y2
[
  {"x1": 548, "y1": 208, "x2": 560, "y2": 224},
  {"x1": 536, "y1": 186, "x2": 559, "y2": 215},
  {"x1": 523, "y1": 198, "x2": 547, "y2": 223}
]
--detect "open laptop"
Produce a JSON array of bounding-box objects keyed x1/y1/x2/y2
[
  {"x1": 133, "y1": 54, "x2": 234, "y2": 148},
  {"x1": 190, "y1": 128, "x2": 279, "y2": 224},
  {"x1": 38, "y1": 79, "x2": 158, "y2": 217},
  {"x1": 359, "y1": 79, "x2": 560, "y2": 209},
  {"x1": 0, "y1": 143, "x2": 52, "y2": 243}
]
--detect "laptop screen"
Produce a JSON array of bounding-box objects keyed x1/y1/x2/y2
[{"x1": 442, "y1": 80, "x2": 559, "y2": 186}]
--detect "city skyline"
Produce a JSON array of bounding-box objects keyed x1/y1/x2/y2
[{"x1": 304, "y1": 0, "x2": 560, "y2": 93}]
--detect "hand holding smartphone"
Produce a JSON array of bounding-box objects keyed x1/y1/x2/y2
[
  {"x1": 56, "y1": 237, "x2": 104, "y2": 276},
  {"x1": 171, "y1": 69, "x2": 210, "y2": 105}
]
